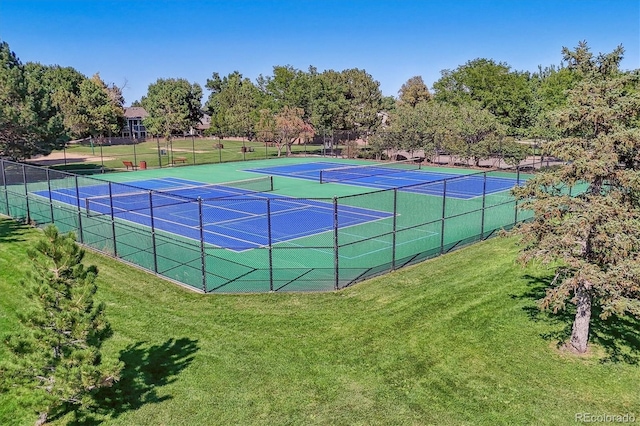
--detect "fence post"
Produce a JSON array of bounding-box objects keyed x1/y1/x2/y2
[
  {"x1": 22, "y1": 163, "x2": 31, "y2": 224},
  {"x1": 198, "y1": 198, "x2": 207, "y2": 293},
  {"x1": 99, "y1": 143, "x2": 105, "y2": 173},
  {"x1": 440, "y1": 180, "x2": 447, "y2": 255},
  {"x1": 107, "y1": 182, "x2": 118, "y2": 256},
  {"x1": 514, "y1": 167, "x2": 520, "y2": 225},
  {"x1": 191, "y1": 134, "x2": 196, "y2": 165},
  {"x1": 149, "y1": 191, "x2": 158, "y2": 274},
  {"x1": 0, "y1": 160, "x2": 8, "y2": 215},
  {"x1": 74, "y1": 176, "x2": 84, "y2": 243},
  {"x1": 333, "y1": 196, "x2": 339, "y2": 290},
  {"x1": 267, "y1": 198, "x2": 274, "y2": 292},
  {"x1": 133, "y1": 140, "x2": 138, "y2": 168},
  {"x1": 391, "y1": 188, "x2": 398, "y2": 270},
  {"x1": 46, "y1": 168, "x2": 54, "y2": 224},
  {"x1": 481, "y1": 172, "x2": 487, "y2": 239},
  {"x1": 157, "y1": 139, "x2": 163, "y2": 168}
]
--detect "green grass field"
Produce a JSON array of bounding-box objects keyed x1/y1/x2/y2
[
  {"x1": 1, "y1": 218, "x2": 638, "y2": 425},
  {"x1": 41, "y1": 138, "x2": 333, "y2": 173}
]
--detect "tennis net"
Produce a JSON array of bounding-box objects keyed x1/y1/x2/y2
[
  {"x1": 85, "y1": 176, "x2": 274, "y2": 217},
  {"x1": 319, "y1": 159, "x2": 422, "y2": 184},
  {"x1": 151, "y1": 175, "x2": 274, "y2": 201}
]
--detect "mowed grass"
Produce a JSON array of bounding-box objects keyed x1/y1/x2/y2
[
  {"x1": 0, "y1": 218, "x2": 638, "y2": 425},
  {"x1": 47, "y1": 138, "x2": 327, "y2": 172}
]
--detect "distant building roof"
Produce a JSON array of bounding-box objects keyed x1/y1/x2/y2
[{"x1": 124, "y1": 107, "x2": 149, "y2": 119}]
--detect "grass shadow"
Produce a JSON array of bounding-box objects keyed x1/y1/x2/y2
[
  {"x1": 0, "y1": 218, "x2": 28, "y2": 243},
  {"x1": 514, "y1": 273, "x2": 640, "y2": 364},
  {"x1": 71, "y1": 337, "x2": 199, "y2": 425}
]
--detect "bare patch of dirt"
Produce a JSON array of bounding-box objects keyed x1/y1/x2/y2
[{"x1": 25, "y1": 152, "x2": 115, "y2": 166}]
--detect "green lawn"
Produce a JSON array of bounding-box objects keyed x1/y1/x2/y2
[
  {"x1": 0, "y1": 218, "x2": 638, "y2": 425},
  {"x1": 44, "y1": 138, "x2": 333, "y2": 172}
]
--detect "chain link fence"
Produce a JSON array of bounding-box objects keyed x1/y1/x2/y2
[{"x1": 1, "y1": 159, "x2": 545, "y2": 293}]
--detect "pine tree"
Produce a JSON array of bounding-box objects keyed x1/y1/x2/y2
[
  {"x1": 2, "y1": 225, "x2": 121, "y2": 424},
  {"x1": 513, "y1": 42, "x2": 640, "y2": 354}
]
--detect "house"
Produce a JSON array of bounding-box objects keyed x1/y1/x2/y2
[
  {"x1": 122, "y1": 107, "x2": 211, "y2": 139},
  {"x1": 122, "y1": 107, "x2": 149, "y2": 140},
  {"x1": 193, "y1": 113, "x2": 211, "y2": 136}
]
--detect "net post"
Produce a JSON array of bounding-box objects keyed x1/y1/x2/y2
[
  {"x1": 0, "y1": 160, "x2": 8, "y2": 215},
  {"x1": 391, "y1": 188, "x2": 398, "y2": 271},
  {"x1": 267, "y1": 198, "x2": 274, "y2": 292},
  {"x1": 440, "y1": 180, "x2": 447, "y2": 255},
  {"x1": 74, "y1": 176, "x2": 84, "y2": 243},
  {"x1": 198, "y1": 197, "x2": 207, "y2": 293},
  {"x1": 22, "y1": 163, "x2": 31, "y2": 224},
  {"x1": 149, "y1": 191, "x2": 159, "y2": 274},
  {"x1": 333, "y1": 196, "x2": 339, "y2": 291},
  {"x1": 269, "y1": 175, "x2": 274, "y2": 192},
  {"x1": 481, "y1": 172, "x2": 487, "y2": 239},
  {"x1": 319, "y1": 170, "x2": 324, "y2": 184}
]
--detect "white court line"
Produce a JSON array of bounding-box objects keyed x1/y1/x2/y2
[
  {"x1": 272, "y1": 198, "x2": 393, "y2": 219},
  {"x1": 276, "y1": 229, "x2": 439, "y2": 260}
]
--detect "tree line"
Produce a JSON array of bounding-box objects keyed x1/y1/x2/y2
[{"x1": 0, "y1": 38, "x2": 628, "y2": 164}]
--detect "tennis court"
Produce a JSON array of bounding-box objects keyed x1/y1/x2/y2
[
  {"x1": 2, "y1": 157, "x2": 532, "y2": 292},
  {"x1": 33, "y1": 176, "x2": 392, "y2": 252},
  {"x1": 247, "y1": 161, "x2": 520, "y2": 198}
]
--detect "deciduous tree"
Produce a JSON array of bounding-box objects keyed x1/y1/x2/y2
[
  {"x1": 398, "y1": 76, "x2": 431, "y2": 107},
  {"x1": 0, "y1": 41, "x2": 72, "y2": 159},
  {"x1": 141, "y1": 78, "x2": 203, "y2": 140},
  {"x1": 433, "y1": 58, "x2": 534, "y2": 134},
  {"x1": 449, "y1": 102, "x2": 504, "y2": 167},
  {"x1": 63, "y1": 73, "x2": 124, "y2": 140},
  {"x1": 205, "y1": 71, "x2": 259, "y2": 138}
]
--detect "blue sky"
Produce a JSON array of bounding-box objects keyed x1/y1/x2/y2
[{"x1": 1, "y1": 0, "x2": 638, "y2": 106}]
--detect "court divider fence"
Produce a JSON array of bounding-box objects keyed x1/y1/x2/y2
[{"x1": 1, "y1": 159, "x2": 540, "y2": 293}]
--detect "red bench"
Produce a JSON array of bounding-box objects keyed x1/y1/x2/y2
[{"x1": 122, "y1": 161, "x2": 137, "y2": 170}]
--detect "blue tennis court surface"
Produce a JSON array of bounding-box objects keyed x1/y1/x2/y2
[
  {"x1": 33, "y1": 177, "x2": 392, "y2": 251},
  {"x1": 246, "y1": 162, "x2": 519, "y2": 199}
]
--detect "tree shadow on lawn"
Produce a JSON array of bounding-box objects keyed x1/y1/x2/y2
[
  {"x1": 0, "y1": 218, "x2": 29, "y2": 243},
  {"x1": 513, "y1": 274, "x2": 640, "y2": 365},
  {"x1": 70, "y1": 337, "x2": 199, "y2": 425}
]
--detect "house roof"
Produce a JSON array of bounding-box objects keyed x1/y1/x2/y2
[{"x1": 124, "y1": 107, "x2": 149, "y2": 119}]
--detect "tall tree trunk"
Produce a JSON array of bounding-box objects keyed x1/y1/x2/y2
[{"x1": 569, "y1": 282, "x2": 592, "y2": 353}]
